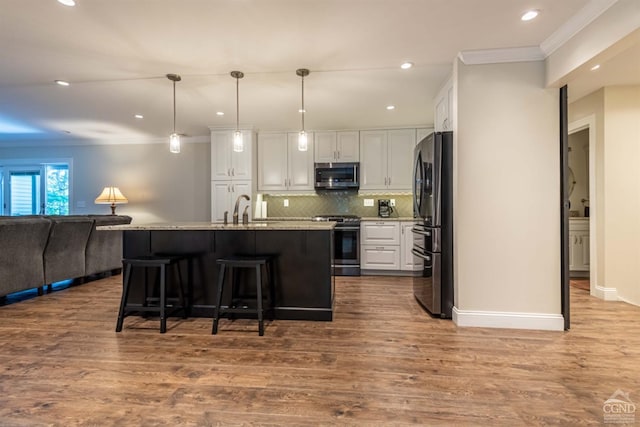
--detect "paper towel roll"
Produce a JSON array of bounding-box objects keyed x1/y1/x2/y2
[{"x1": 261, "y1": 201, "x2": 267, "y2": 218}]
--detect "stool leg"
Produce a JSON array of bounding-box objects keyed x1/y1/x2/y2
[
  {"x1": 212, "y1": 264, "x2": 226, "y2": 334},
  {"x1": 116, "y1": 263, "x2": 133, "y2": 332},
  {"x1": 175, "y1": 261, "x2": 188, "y2": 319},
  {"x1": 256, "y1": 264, "x2": 264, "y2": 336},
  {"x1": 159, "y1": 264, "x2": 167, "y2": 334}
]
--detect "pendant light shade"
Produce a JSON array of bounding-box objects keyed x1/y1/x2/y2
[
  {"x1": 167, "y1": 73, "x2": 181, "y2": 154},
  {"x1": 231, "y1": 71, "x2": 244, "y2": 152},
  {"x1": 296, "y1": 68, "x2": 310, "y2": 151}
]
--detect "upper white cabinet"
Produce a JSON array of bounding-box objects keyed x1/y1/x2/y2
[
  {"x1": 416, "y1": 127, "x2": 433, "y2": 143},
  {"x1": 211, "y1": 130, "x2": 253, "y2": 180},
  {"x1": 211, "y1": 180, "x2": 252, "y2": 222},
  {"x1": 434, "y1": 77, "x2": 453, "y2": 132},
  {"x1": 360, "y1": 129, "x2": 415, "y2": 191},
  {"x1": 257, "y1": 132, "x2": 315, "y2": 192},
  {"x1": 315, "y1": 131, "x2": 359, "y2": 163}
]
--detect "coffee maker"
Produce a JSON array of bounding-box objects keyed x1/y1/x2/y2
[{"x1": 378, "y1": 199, "x2": 394, "y2": 218}]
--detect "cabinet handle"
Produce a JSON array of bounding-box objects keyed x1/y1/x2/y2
[
  {"x1": 337, "y1": 150, "x2": 341, "y2": 159},
  {"x1": 231, "y1": 168, "x2": 235, "y2": 176},
  {"x1": 388, "y1": 177, "x2": 391, "y2": 186},
  {"x1": 227, "y1": 168, "x2": 231, "y2": 176}
]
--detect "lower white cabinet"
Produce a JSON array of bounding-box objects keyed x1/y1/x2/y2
[
  {"x1": 400, "y1": 221, "x2": 423, "y2": 271},
  {"x1": 211, "y1": 180, "x2": 252, "y2": 222},
  {"x1": 569, "y1": 219, "x2": 590, "y2": 272}
]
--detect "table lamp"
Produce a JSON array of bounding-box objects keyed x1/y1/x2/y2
[{"x1": 95, "y1": 186, "x2": 128, "y2": 215}]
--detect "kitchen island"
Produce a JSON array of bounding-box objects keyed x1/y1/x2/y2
[{"x1": 101, "y1": 221, "x2": 335, "y2": 321}]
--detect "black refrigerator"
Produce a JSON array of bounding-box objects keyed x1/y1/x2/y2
[{"x1": 411, "y1": 131, "x2": 454, "y2": 318}]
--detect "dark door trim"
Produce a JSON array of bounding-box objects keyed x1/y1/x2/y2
[{"x1": 560, "y1": 85, "x2": 570, "y2": 330}]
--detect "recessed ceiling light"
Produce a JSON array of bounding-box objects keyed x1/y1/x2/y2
[
  {"x1": 591, "y1": 64, "x2": 601, "y2": 71},
  {"x1": 55, "y1": 80, "x2": 70, "y2": 86},
  {"x1": 521, "y1": 10, "x2": 539, "y2": 21},
  {"x1": 216, "y1": 111, "x2": 224, "y2": 116},
  {"x1": 57, "y1": 0, "x2": 76, "y2": 6},
  {"x1": 386, "y1": 105, "x2": 395, "y2": 110},
  {"x1": 299, "y1": 109, "x2": 306, "y2": 113},
  {"x1": 134, "y1": 114, "x2": 144, "y2": 119},
  {"x1": 400, "y1": 62, "x2": 413, "y2": 70}
]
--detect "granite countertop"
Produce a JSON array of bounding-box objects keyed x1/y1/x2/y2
[{"x1": 97, "y1": 221, "x2": 336, "y2": 231}]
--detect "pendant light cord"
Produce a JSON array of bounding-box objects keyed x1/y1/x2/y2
[
  {"x1": 301, "y1": 74, "x2": 305, "y2": 131},
  {"x1": 236, "y1": 76, "x2": 240, "y2": 132},
  {"x1": 172, "y1": 80, "x2": 176, "y2": 134}
]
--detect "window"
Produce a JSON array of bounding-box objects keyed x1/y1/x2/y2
[{"x1": 1, "y1": 162, "x2": 70, "y2": 216}]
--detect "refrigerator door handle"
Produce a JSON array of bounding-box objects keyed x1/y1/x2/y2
[
  {"x1": 411, "y1": 228, "x2": 430, "y2": 236},
  {"x1": 411, "y1": 248, "x2": 432, "y2": 266}
]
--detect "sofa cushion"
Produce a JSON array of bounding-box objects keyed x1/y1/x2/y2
[
  {"x1": 0, "y1": 217, "x2": 51, "y2": 297},
  {"x1": 43, "y1": 216, "x2": 94, "y2": 284},
  {"x1": 85, "y1": 215, "x2": 132, "y2": 276}
]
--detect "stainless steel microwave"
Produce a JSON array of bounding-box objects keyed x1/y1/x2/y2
[{"x1": 314, "y1": 162, "x2": 359, "y2": 190}]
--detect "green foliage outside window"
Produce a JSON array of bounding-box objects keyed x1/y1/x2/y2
[{"x1": 46, "y1": 165, "x2": 69, "y2": 215}]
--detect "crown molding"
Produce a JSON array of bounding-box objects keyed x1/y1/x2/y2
[
  {"x1": 457, "y1": 46, "x2": 545, "y2": 65},
  {"x1": 540, "y1": 0, "x2": 619, "y2": 56}
]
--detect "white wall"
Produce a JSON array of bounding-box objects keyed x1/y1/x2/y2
[
  {"x1": 454, "y1": 59, "x2": 562, "y2": 329},
  {"x1": 0, "y1": 142, "x2": 211, "y2": 223},
  {"x1": 603, "y1": 85, "x2": 640, "y2": 305}
]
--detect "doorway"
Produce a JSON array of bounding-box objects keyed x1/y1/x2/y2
[
  {"x1": 568, "y1": 116, "x2": 597, "y2": 297},
  {"x1": 0, "y1": 163, "x2": 70, "y2": 216}
]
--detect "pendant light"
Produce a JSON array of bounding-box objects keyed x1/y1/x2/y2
[
  {"x1": 231, "y1": 71, "x2": 244, "y2": 152},
  {"x1": 296, "y1": 68, "x2": 310, "y2": 151},
  {"x1": 167, "y1": 73, "x2": 182, "y2": 154}
]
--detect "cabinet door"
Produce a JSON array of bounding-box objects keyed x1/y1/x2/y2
[
  {"x1": 360, "y1": 130, "x2": 388, "y2": 190},
  {"x1": 580, "y1": 232, "x2": 590, "y2": 268},
  {"x1": 387, "y1": 129, "x2": 415, "y2": 191},
  {"x1": 231, "y1": 180, "x2": 252, "y2": 221},
  {"x1": 315, "y1": 131, "x2": 337, "y2": 163},
  {"x1": 336, "y1": 131, "x2": 359, "y2": 162},
  {"x1": 361, "y1": 221, "x2": 400, "y2": 245},
  {"x1": 231, "y1": 130, "x2": 253, "y2": 180},
  {"x1": 211, "y1": 131, "x2": 232, "y2": 180},
  {"x1": 361, "y1": 245, "x2": 400, "y2": 270},
  {"x1": 287, "y1": 132, "x2": 315, "y2": 190},
  {"x1": 400, "y1": 222, "x2": 422, "y2": 271},
  {"x1": 569, "y1": 230, "x2": 580, "y2": 271},
  {"x1": 211, "y1": 181, "x2": 232, "y2": 222},
  {"x1": 257, "y1": 133, "x2": 288, "y2": 191}
]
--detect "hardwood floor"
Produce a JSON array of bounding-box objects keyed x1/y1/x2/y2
[{"x1": 1, "y1": 275, "x2": 639, "y2": 426}]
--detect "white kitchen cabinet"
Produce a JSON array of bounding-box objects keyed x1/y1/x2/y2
[
  {"x1": 211, "y1": 180, "x2": 252, "y2": 222},
  {"x1": 434, "y1": 77, "x2": 453, "y2": 132},
  {"x1": 211, "y1": 130, "x2": 253, "y2": 180},
  {"x1": 257, "y1": 132, "x2": 315, "y2": 192},
  {"x1": 360, "y1": 129, "x2": 415, "y2": 191},
  {"x1": 400, "y1": 221, "x2": 423, "y2": 271},
  {"x1": 569, "y1": 219, "x2": 590, "y2": 273},
  {"x1": 361, "y1": 221, "x2": 400, "y2": 271},
  {"x1": 315, "y1": 131, "x2": 359, "y2": 163}
]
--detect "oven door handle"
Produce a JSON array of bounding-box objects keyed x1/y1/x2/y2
[
  {"x1": 336, "y1": 226, "x2": 361, "y2": 231},
  {"x1": 412, "y1": 248, "x2": 432, "y2": 267}
]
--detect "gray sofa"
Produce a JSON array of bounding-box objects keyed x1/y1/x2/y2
[{"x1": 0, "y1": 215, "x2": 132, "y2": 299}]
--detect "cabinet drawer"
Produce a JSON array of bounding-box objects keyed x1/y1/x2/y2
[
  {"x1": 361, "y1": 222, "x2": 400, "y2": 244},
  {"x1": 361, "y1": 245, "x2": 400, "y2": 270}
]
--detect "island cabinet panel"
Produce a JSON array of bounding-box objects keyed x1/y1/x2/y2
[{"x1": 121, "y1": 228, "x2": 334, "y2": 321}]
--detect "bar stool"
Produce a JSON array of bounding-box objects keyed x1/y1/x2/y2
[
  {"x1": 116, "y1": 255, "x2": 188, "y2": 333},
  {"x1": 212, "y1": 255, "x2": 275, "y2": 336}
]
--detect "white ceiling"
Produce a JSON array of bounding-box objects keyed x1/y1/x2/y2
[{"x1": 1, "y1": 0, "x2": 629, "y2": 146}]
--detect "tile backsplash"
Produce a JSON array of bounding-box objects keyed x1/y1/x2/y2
[{"x1": 262, "y1": 192, "x2": 413, "y2": 218}]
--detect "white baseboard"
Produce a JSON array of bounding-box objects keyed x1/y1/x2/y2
[
  {"x1": 594, "y1": 285, "x2": 618, "y2": 301},
  {"x1": 452, "y1": 307, "x2": 565, "y2": 331}
]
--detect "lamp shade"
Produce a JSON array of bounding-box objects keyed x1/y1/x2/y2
[{"x1": 95, "y1": 186, "x2": 128, "y2": 214}]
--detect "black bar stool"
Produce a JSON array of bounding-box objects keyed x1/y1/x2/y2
[
  {"x1": 212, "y1": 255, "x2": 275, "y2": 336},
  {"x1": 116, "y1": 255, "x2": 188, "y2": 333}
]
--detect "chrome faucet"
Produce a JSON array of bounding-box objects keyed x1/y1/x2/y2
[{"x1": 233, "y1": 194, "x2": 250, "y2": 225}]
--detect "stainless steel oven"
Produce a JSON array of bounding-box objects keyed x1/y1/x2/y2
[{"x1": 312, "y1": 215, "x2": 360, "y2": 276}]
